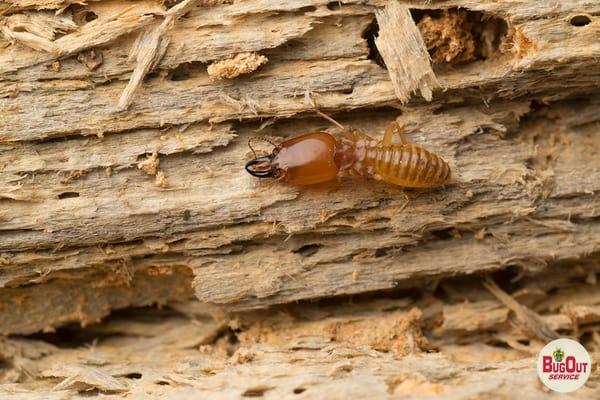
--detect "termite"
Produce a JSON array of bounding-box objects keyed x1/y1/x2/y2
[{"x1": 245, "y1": 107, "x2": 450, "y2": 188}]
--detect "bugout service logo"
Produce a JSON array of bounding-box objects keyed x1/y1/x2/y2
[{"x1": 537, "y1": 338, "x2": 591, "y2": 393}]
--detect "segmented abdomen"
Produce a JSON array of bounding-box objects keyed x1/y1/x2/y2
[{"x1": 369, "y1": 144, "x2": 450, "y2": 188}]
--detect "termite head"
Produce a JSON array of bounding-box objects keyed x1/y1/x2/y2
[
  {"x1": 245, "y1": 153, "x2": 277, "y2": 178},
  {"x1": 245, "y1": 136, "x2": 282, "y2": 179},
  {"x1": 245, "y1": 132, "x2": 340, "y2": 185}
]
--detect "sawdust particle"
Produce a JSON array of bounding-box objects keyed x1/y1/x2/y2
[
  {"x1": 502, "y1": 26, "x2": 534, "y2": 58},
  {"x1": 465, "y1": 189, "x2": 474, "y2": 198},
  {"x1": 352, "y1": 269, "x2": 360, "y2": 282},
  {"x1": 474, "y1": 228, "x2": 486, "y2": 240},
  {"x1": 207, "y1": 52, "x2": 268, "y2": 80},
  {"x1": 418, "y1": 10, "x2": 476, "y2": 64},
  {"x1": 145, "y1": 266, "x2": 175, "y2": 276},
  {"x1": 50, "y1": 61, "x2": 61, "y2": 72},
  {"x1": 417, "y1": 9, "x2": 509, "y2": 64},
  {"x1": 138, "y1": 152, "x2": 160, "y2": 175},
  {"x1": 61, "y1": 170, "x2": 87, "y2": 184},
  {"x1": 319, "y1": 208, "x2": 329, "y2": 223},
  {"x1": 328, "y1": 307, "x2": 427, "y2": 357},
  {"x1": 231, "y1": 348, "x2": 254, "y2": 364},
  {"x1": 236, "y1": 308, "x2": 427, "y2": 357},
  {"x1": 155, "y1": 171, "x2": 169, "y2": 188}
]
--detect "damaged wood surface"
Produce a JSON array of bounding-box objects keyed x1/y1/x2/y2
[
  {"x1": 2, "y1": 96, "x2": 598, "y2": 317},
  {"x1": 1, "y1": 271, "x2": 599, "y2": 399},
  {"x1": 0, "y1": 0, "x2": 598, "y2": 377}
]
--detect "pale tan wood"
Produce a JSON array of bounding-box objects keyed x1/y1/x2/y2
[
  {"x1": 0, "y1": 2, "x2": 599, "y2": 397},
  {"x1": 375, "y1": 2, "x2": 440, "y2": 102},
  {"x1": 0, "y1": 289, "x2": 599, "y2": 399}
]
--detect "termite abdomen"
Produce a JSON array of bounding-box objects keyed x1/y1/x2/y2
[{"x1": 370, "y1": 144, "x2": 450, "y2": 188}]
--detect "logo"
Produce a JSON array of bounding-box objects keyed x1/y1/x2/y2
[
  {"x1": 552, "y1": 348, "x2": 565, "y2": 362},
  {"x1": 537, "y1": 338, "x2": 591, "y2": 393}
]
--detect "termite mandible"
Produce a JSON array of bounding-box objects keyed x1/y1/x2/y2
[{"x1": 245, "y1": 100, "x2": 450, "y2": 189}]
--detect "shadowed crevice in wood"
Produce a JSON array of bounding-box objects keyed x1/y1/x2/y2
[{"x1": 0, "y1": 265, "x2": 194, "y2": 335}]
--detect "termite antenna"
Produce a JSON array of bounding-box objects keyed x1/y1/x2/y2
[
  {"x1": 305, "y1": 91, "x2": 346, "y2": 131},
  {"x1": 248, "y1": 136, "x2": 277, "y2": 158}
]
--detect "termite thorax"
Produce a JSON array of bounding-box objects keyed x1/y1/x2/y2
[{"x1": 334, "y1": 136, "x2": 356, "y2": 171}]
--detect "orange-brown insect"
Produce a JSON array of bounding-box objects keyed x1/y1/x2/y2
[{"x1": 245, "y1": 109, "x2": 450, "y2": 188}]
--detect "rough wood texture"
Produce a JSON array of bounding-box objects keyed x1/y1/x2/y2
[
  {"x1": 375, "y1": 2, "x2": 440, "y2": 102},
  {"x1": 0, "y1": 0, "x2": 599, "y2": 396},
  {"x1": 1, "y1": 272, "x2": 600, "y2": 398}
]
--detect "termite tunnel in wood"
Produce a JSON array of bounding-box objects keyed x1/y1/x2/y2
[
  {"x1": 570, "y1": 15, "x2": 592, "y2": 27},
  {"x1": 364, "y1": 8, "x2": 510, "y2": 67}
]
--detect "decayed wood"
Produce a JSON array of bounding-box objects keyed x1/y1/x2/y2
[
  {"x1": 0, "y1": 98, "x2": 596, "y2": 310},
  {"x1": 0, "y1": 265, "x2": 194, "y2": 335},
  {"x1": 1, "y1": 1, "x2": 600, "y2": 141},
  {"x1": 1, "y1": 90, "x2": 599, "y2": 316},
  {"x1": 2, "y1": 0, "x2": 600, "y2": 398},
  {"x1": 375, "y1": 2, "x2": 440, "y2": 102},
  {"x1": 1, "y1": 282, "x2": 599, "y2": 399}
]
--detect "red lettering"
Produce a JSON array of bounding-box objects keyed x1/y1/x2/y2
[
  {"x1": 566, "y1": 356, "x2": 575, "y2": 373},
  {"x1": 543, "y1": 356, "x2": 552, "y2": 372}
]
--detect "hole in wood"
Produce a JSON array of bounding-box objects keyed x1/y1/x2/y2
[
  {"x1": 69, "y1": 5, "x2": 98, "y2": 26},
  {"x1": 155, "y1": 380, "x2": 170, "y2": 386},
  {"x1": 326, "y1": 1, "x2": 342, "y2": 11},
  {"x1": 169, "y1": 63, "x2": 191, "y2": 81},
  {"x1": 412, "y1": 8, "x2": 509, "y2": 65},
  {"x1": 375, "y1": 247, "x2": 390, "y2": 258},
  {"x1": 242, "y1": 385, "x2": 272, "y2": 397},
  {"x1": 362, "y1": 19, "x2": 386, "y2": 68},
  {"x1": 78, "y1": 388, "x2": 100, "y2": 396},
  {"x1": 570, "y1": 15, "x2": 591, "y2": 27},
  {"x1": 297, "y1": 6, "x2": 317, "y2": 13},
  {"x1": 85, "y1": 12, "x2": 98, "y2": 22},
  {"x1": 293, "y1": 387, "x2": 307, "y2": 394},
  {"x1": 125, "y1": 372, "x2": 142, "y2": 379},
  {"x1": 58, "y1": 192, "x2": 80, "y2": 199},
  {"x1": 293, "y1": 244, "x2": 322, "y2": 257},
  {"x1": 431, "y1": 227, "x2": 455, "y2": 240}
]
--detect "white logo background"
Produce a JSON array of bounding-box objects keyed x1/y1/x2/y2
[{"x1": 536, "y1": 338, "x2": 591, "y2": 393}]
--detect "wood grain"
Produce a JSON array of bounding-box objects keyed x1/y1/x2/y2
[{"x1": 0, "y1": 0, "x2": 598, "y2": 348}]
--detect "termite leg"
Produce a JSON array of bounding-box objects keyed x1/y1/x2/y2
[
  {"x1": 251, "y1": 173, "x2": 283, "y2": 194},
  {"x1": 363, "y1": 173, "x2": 397, "y2": 199},
  {"x1": 398, "y1": 191, "x2": 411, "y2": 212},
  {"x1": 383, "y1": 121, "x2": 408, "y2": 146}
]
